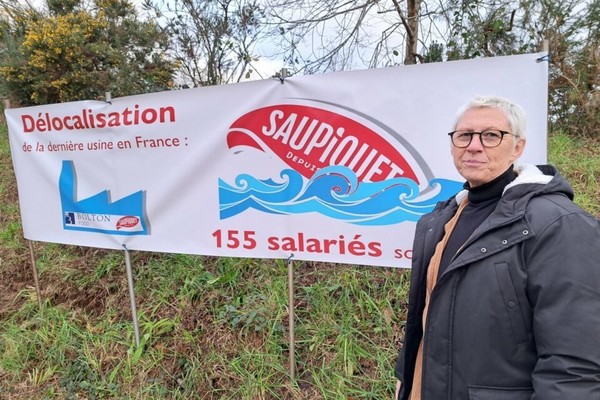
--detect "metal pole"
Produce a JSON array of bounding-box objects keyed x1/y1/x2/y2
[
  {"x1": 287, "y1": 254, "x2": 295, "y2": 379},
  {"x1": 123, "y1": 245, "x2": 140, "y2": 347},
  {"x1": 28, "y1": 241, "x2": 42, "y2": 309}
]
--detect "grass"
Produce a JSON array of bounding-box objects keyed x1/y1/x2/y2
[
  {"x1": 548, "y1": 131, "x2": 600, "y2": 215},
  {"x1": 1, "y1": 120, "x2": 599, "y2": 399}
]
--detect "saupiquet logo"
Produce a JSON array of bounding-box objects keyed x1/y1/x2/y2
[{"x1": 219, "y1": 102, "x2": 463, "y2": 225}]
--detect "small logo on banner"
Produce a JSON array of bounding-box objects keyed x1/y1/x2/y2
[
  {"x1": 64, "y1": 212, "x2": 76, "y2": 225},
  {"x1": 117, "y1": 216, "x2": 141, "y2": 230},
  {"x1": 220, "y1": 102, "x2": 462, "y2": 225},
  {"x1": 59, "y1": 160, "x2": 149, "y2": 235}
]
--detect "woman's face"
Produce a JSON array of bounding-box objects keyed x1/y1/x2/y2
[{"x1": 451, "y1": 107, "x2": 526, "y2": 187}]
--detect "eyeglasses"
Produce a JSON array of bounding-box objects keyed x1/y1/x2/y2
[{"x1": 448, "y1": 129, "x2": 513, "y2": 148}]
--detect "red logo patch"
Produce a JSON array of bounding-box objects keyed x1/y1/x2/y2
[
  {"x1": 227, "y1": 105, "x2": 418, "y2": 183},
  {"x1": 117, "y1": 216, "x2": 139, "y2": 229}
]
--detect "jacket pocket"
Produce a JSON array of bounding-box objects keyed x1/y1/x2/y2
[
  {"x1": 493, "y1": 262, "x2": 528, "y2": 344},
  {"x1": 468, "y1": 386, "x2": 533, "y2": 400}
]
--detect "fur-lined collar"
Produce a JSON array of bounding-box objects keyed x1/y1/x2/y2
[{"x1": 454, "y1": 163, "x2": 553, "y2": 204}]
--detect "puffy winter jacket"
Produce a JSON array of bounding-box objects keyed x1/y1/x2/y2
[{"x1": 395, "y1": 164, "x2": 600, "y2": 400}]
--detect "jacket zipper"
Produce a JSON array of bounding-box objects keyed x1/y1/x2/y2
[{"x1": 421, "y1": 213, "x2": 525, "y2": 398}]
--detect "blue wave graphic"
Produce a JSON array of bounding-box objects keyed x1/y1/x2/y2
[{"x1": 219, "y1": 166, "x2": 463, "y2": 225}]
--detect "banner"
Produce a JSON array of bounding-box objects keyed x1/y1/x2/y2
[{"x1": 5, "y1": 53, "x2": 548, "y2": 267}]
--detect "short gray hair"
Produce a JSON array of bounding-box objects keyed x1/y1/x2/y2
[{"x1": 455, "y1": 96, "x2": 527, "y2": 140}]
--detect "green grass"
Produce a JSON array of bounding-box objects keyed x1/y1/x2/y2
[
  {"x1": 548, "y1": 131, "x2": 600, "y2": 216},
  {"x1": 1, "y1": 121, "x2": 598, "y2": 399}
]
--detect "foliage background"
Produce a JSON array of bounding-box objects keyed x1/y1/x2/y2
[{"x1": 0, "y1": 0, "x2": 175, "y2": 105}]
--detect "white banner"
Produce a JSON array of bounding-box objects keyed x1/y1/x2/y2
[{"x1": 5, "y1": 53, "x2": 548, "y2": 267}]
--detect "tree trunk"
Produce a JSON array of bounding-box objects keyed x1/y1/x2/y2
[{"x1": 404, "y1": 0, "x2": 420, "y2": 65}]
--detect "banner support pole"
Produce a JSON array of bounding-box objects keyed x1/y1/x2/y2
[
  {"x1": 123, "y1": 245, "x2": 141, "y2": 347},
  {"x1": 28, "y1": 241, "x2": 43, "y2": 309},
  {"x1": 287, "y1": 253, "x2": 295, "y2": 379}
]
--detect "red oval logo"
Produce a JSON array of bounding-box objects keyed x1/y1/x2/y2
[
  {"x1": 227, "y1": 105, "x2": 419, "y2": 183},
  {"x1": 117, "y1": 216, "x2": 139, "y2": 229}
]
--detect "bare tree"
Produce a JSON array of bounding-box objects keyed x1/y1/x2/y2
[
  {"x1": 264, "y1": 0, "x2": 433, "y2": 75},
  {"x1": 143, "y1": 0, "x2": 267, "y2": 87}
]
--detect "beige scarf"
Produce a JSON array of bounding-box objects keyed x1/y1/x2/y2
[{"x1": 409, "y1": 198, "x2": 469, "y2": 400}]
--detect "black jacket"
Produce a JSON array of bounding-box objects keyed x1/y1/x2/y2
[{"x1": 395, "y1": 164, "x2": 600, "y2": 400}]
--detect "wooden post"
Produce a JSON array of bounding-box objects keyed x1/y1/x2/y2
[
  {"x1": 279, "y1": 68, "x2": 288, "y2": 84},
  {"x1": 542, "y1": 39, "x2": 549, "y2": 53}
]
